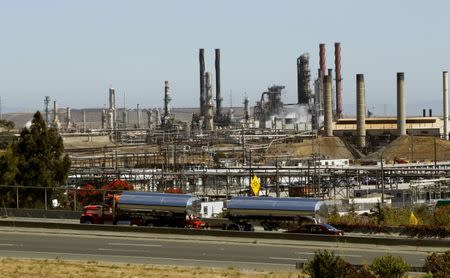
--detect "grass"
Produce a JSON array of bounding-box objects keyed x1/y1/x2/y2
[{"x1": 0, "y1": 258, "x2": 307, "y2": 278}]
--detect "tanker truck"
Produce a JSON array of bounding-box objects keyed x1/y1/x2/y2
[
  {"x1": 222, "y1": 196, "x2": 328, "y2": 231},
  {"x1": 80, "y1": 191, "x2": 204, "y2": 228}
]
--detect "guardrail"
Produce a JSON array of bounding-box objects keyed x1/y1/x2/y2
[{"x1": 0, "y1": 219, "x2": 448, "y2": 248}]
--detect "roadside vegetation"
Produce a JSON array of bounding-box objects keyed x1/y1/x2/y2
[
  {"x1": 328, "y1": 203, "x2": 450, "y2": 237},
  {"x1": 304, "y1": 249, "x2": 449, "y2": 278},
  {"x1": 0, "y1": 258, "x2": 307, "y2": 278}
]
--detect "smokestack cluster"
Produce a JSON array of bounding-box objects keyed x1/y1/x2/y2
[
  {"x1": 444, "y1": 71, "x2": 449, "y2": 140},
  {"x1": 334, "y1": 42, "x2": 343, "y2": 119},
  {"x1": 297, "y1": 53, "x2": 311, "y2": 104},
  {"x1": 397, "y1": 72, "x2": 406, "y2": 136},
  {"x1": 324, "y1": 75, "x2": 333, "y2": 136},
  {"x1": 356, "y1": 74, "x2": 366, "y2": 148}
]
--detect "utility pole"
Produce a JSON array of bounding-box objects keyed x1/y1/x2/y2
[
  {"x1": 381, "y1": 152, "x2": 385, "y2": 208},
  {"x1": 434, "y1": 137, "x2": 437, "y2": 177},
  {"x1": 275, "y1": 160, "x2": 280, "y2": 197}
]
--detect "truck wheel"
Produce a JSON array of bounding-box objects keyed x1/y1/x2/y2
[
  {"x1": 81, "y1": 218, "x2": 92, "y2": 224},
  {"x1": 226, "y1": 224, "x2": 241, "y2": 231}
]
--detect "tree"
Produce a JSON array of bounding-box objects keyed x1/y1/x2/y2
[
  {"x1": 1, "y1": 111, "x2": 72, "y2": 208},
  {"x1": 14, "y1": 111, "x2": 70, "y2": 188}
]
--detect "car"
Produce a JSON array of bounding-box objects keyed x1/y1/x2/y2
[{"x1": 286, "y1": 224, "x2": 344, "y2": 236}]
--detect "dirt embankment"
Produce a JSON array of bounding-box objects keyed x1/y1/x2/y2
[
  {"x1": 267, "y1": 136, "x2": 355, "y2": 159},
  {"x1": 366, "y1": 135, "x2": 450, "y2": 162}
]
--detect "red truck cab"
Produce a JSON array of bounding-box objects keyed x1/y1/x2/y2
[{"x1": 80, "y1": 195, "x2": 116, "y2": 224}]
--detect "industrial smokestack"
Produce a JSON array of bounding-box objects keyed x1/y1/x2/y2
[
  {"x1": 324, "y1": 75, "x2": 333, "y2": 137},
  {"x1": 66, "y1": 107, "x2": 71, "y2": 129},
  {"x1": 44, "y1": 96, "x2": 50, "y2": 125},
  {"x1": 397, "y1": 72, "x2": 406, "y2": 136},
  {"x1": 199, "y1": 49, "x2": 206, "y2": 117},
  {"x1": 109, "y1": 87, "x2": 116, "y2": 129},
  {"x1": 215, "y1": 49, "x2": 222, "y2": 119},
  {"x1": 423, "y1": 109, "x2": 426, "y2": 117},
  {"x1": 335, "y1": 42, "x2": 343, "y2": 119},
  {"x1": 122, "y1": 109, "x2": 127, "y2": 129},
  {"x1": 136, "y1": 104, "x2": 140, "y2": 129},
  {"x1": 319, "y1": 44, "x2": 326, "y2": 105},
  {"x1": 82, "y1": 110, "x2": 86, "y2": 133},
  {"x1": 328, "y1": 68, "x2": 334, "y2": 116},
  {"x1": 444, "y1": 71, "x2": 449, "y2": 140},
  {"x1": 53, "y1": 101, "x2": 57, "y2": 123},
  {"x1": 205, "y1": 72, "x2": 214, "y2": 130},
  {"x1": 244, "y1": 97, "x2": 250, "y2": 123},
  {"x1": 297, "y1": 53, "x2": 311, "y2": 104},
  {"x1": 356, "y1": 74, "x2": 366, "y2": 148},
  {"x1": 164, "y1": 81, "x2": 171, "y2": 119},
  {"x1": 429, "y1": 109, "x2": 433, "y2": 117}
]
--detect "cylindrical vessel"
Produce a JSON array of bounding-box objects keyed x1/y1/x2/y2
[
  {"x1": 324, "y1": 75, "x2": 333, "y2": 137},
  {"x1": 397, "y1": 72, "x2": 406, "y2": 136},
  {"x1": 215, "y1": 49, "x2": 222, "y2": 118},
  {"x1": 356, "y1": 74, "x2": 366, "y2": 148},
  {"x1": 335, "y1": 42, "x2": 343, "y2": 118}
]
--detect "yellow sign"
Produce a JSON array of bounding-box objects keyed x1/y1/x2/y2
[
  {"x1": 250, "y1": 175, "x2": 260, "y2": 196},
  {"x1": 409, "y1": 212, "x2": 419, "y2": 225}
]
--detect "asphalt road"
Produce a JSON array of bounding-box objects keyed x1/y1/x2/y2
[{"x1": 0, "y1": 227, "x2": 444, "y2": 270}]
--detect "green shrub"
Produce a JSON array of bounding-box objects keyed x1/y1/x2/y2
[
  {"x1": 370, "y1": 254, "x2": 410, "y2": 278},
  {"x1": 303, "y1": 250, "x2": 348, "y2": 278},
  {"x1": 423, "y1": 250, "x2": 450, "y2": 278}
]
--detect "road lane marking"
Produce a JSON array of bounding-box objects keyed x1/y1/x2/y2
[
  {"x1": 99, "y1": 248, "x2": 156, "y2": 253},
  {"x1": 108, "y1": 243, "x2": 162, "y2": 247},
  {"x1": 0, "y1": 250, "x2": 292, "y2": 267},
  {"x1": 294, "y1": 252, "x2": 315, "y2": 255},
  {"x1": 270, "y1": 257, "x2": 307, "y2": 261},
  {"x1": 294, "y1": 251, "x2": 362, "y2": 258},
  {"x1": 0, "y1": 244, "x2": 15, "y2": 246}
]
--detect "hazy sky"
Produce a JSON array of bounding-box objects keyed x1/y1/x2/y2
[{"x1": 0, "y1": 0, "x2": 449, "y2": 115}]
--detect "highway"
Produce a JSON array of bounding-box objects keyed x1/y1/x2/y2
[{"x1": 0, "y1": 226, "x2": 445, "y2": 270}]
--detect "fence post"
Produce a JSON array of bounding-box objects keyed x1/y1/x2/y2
[
  {"x1": 44, "y1": 187, "x2": 48, "y2": 211},
  {"x1": 16, "y1": 186, "x2": 19, "y2": 209},
  {"x1": 74, "y1": 189, "x2": 77, "y2": 211}
]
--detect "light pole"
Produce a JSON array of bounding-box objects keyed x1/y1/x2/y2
[{"x1": 380, "y1": 151, "x2": 385, "y2": 208}]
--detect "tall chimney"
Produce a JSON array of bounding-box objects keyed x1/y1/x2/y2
[
  {"x1": 52, "y1": 101, "x2": 58, "y2": 123},
  {"x1": 44, "y1": 96, "x2": 50, "y2": 125},
  {"x1": 444, "y1": 71, "x2": 449, "y2": 140},
  {"x1": 429, "y1": 109, "x2": 433, "y2": 117},
  {"x1": 319, "y1": 44, "x2": 326, "y2": 105},
  {"x1": 397, "y1": 72, "x2": 406, "y2": 136},
  {"x1": 109, "y1": 87, "x2": 116, "y2": 129},
  {"x1": 297, "y1": 53, "x2": 311, "y2": 104},
  {"x1": 82, "y1": 110, "x2": 86, "y2": 132},
  {"x1": 66, "y1": 107, "x2": 71, "y2": 129},
  {"x1": 423, "y1": 109, "x2": 426, "y2": 117},
  {"x1": 205, "y1": 72, "x2": 214, "y2": 130},
  {"x1": 199, "y1": 49, "x2": 206, "y2": 117},
  {"x1": 215, "y1": 49, "x2": 222, "y2": 119},
  {"x1": 335, "y1": 42, "x2": 343, "y2": 119},
  {"x1": 244, "y1": 97, "x2": 250, "y2": 123},
  {"x1": 136, "y1": 104, "x2": 140, "y2": 128},
  {"x1": 356, "y1": 74, "x2": 366, "y2": 148},
  {"x1": 324, "y1": 75, "x2": 333, "y2": 137},
  {"x1": 328, "y1": 68, "x2": 334, "y2": 116},
  {"x1": 164, "y1": 81, "x2": 171, "y2": 120}
]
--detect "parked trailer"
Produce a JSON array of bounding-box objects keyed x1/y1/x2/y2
[
  {"x1": 224, "y1": 197, "x2": 328, "y2": 231},
  {"x1": 80, "y1": 191, "x2": 204, "y2": 228}
]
